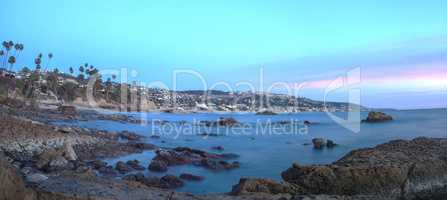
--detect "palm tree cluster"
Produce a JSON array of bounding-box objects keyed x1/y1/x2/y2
[
  {"x1": 1, "y1": 41, "x2": 24, "y2": 71},
  {"x1": 0, "y1": 39, "x2": 141, "y2": 108}
]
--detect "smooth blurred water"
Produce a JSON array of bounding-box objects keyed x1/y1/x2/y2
[{"x1": 55, "y1": 109, "x2": 447, "y2": 194}]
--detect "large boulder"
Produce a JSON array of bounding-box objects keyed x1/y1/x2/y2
[
  {"x1": 152, "y1": 150, "x2": 190, "y2": 166},
  {"x1": 36, "y1": 149, "x2": 61, "y2": 169},
  {"x1": 126, "y1": 160, "x2": 145, "y2": 171},
  {"x1": 36, "y1": 144, "x2": 78, "y2": 170},
  {"x1": 362, "y1": 111, "x2": 393, "y2": 123},
  {"x1": 231, "y1": 178, "x2": 292, "y2": 195},
  {"x1": 281, "y1": 138, "x2": 447, "y2": 199},
  {"x1": 115, "y1": 161, "x2": 132, "y2": 173},
  {"x1": 46, "y1": 156, "x2": 69, "y2": 171},
  {"x1": 148, "y1": 160, "x2": 168, "y2": 172}
]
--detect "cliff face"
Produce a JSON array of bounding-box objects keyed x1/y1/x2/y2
[{"x1": 281, "y1": 137, "x2": 447, "y2": 199}]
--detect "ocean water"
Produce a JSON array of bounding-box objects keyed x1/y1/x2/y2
[{"x1": 55, "y1": 109, "x2": 447, "y2": 194}]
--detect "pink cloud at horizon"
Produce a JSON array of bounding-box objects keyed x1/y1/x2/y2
[{"x1": 291, "y1": 63, "x2": 447, "y2": 90}]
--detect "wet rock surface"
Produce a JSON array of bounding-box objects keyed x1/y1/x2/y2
[
  {"x1": 148, "y1": 160, "x2": 168, "y2": 172},
  {"x1": 312, "y1": 138, "x2": 337, "y2": 149},
  {"x1": 281, "y1": 137, "x2": 447, "y2": 199},
  {"x1": 115, "y1": 161, "x2": 132, "y2": 173},
  {"x1": 230, "y1": 178, "x2": 292, "y2": 195},
  {"x1": 126, "y1": 159, "x2": 145, "y2": 170},
  {"x1": 151, "y1": 147, "x2": 241, "y2": 171}
]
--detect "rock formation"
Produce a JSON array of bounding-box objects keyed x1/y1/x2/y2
[
  {"x1": 362, "y1": 111, "x2": 393, "y2": 123},
  {"x1": 281, "y1": 137, "x2": 447, "y2": 199}
]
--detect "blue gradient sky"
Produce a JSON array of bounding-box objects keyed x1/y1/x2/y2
[{"x1": 1, "y1": 0, "x2": 447, "y2": 109}]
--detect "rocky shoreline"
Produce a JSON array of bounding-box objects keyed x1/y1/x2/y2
[{"x1": 0, "y1": 102, "x2": 446, "y2": 200}]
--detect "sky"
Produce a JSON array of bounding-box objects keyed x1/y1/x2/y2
[{"x1": 1, "y1": 0, "x2": 446, "y2": 109}]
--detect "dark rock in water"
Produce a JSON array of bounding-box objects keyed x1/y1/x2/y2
[
  {"x1": 312, "y1": 138, "x2": 326, "y2": 149},
  {"x1": 132, "y1": 142, "x2": 156, "y2": 150},
  {"x1": 153, "y1": 150, "x2": 190, "y2": 166},
  {"x1": 326, "y1": 140, "x2": 337, "y2": 148},
  {"x1": 122, "y1": 172, "x2": 146, "y2": 182},
  {"x1": 362, "y1": 111, "x2": 393, "y2": 123},
  {"x1": 303, "y1": 120, "x2": 311, "y2": 125},
  {"x1": 98, "y1": 166, "x2": 118, "y2": 177},
  {"x1": 179, "y1": 173, "x2": 204, "y2": 181},
  {"x1": 281, "y1": 137, "x2": 447, "y2": 199},
  {"x1": 90, "y1": 160, "x2": 107, "y2": 170},
  {"x1": 174, "y1": 147, "x2": 208, "y2": 157},
  {"x1": 126, "y1": 160, "x2": 145, "y2": 171},
  {"x1": 200, "y1": 159, "x2": 240, "y2": 170},
  {"x1": 151, "y1": 147, "x2": 241, "y2": 172},
  {"x1": 230, "y1": 178, "x2": 291, "y2": 195},
  {"x1": 160, "y1": 174, "x2": 184, "y2": 189},
  {"x1": 211, "y1": 146, "x2": 224, "y2": 151},
  {"x1": 256, "y1": 110, "x2": 278, "y2": 115},
  {"x1": 217, "y1": 117, "x2": 239, "y2": 126},
  {"x1": 115, "y1": 161, "x2": 132, "y2": 173},
  {"x1": 148, "y1": 160, "x2": 168, "y2": 172},
  {"x1": 118, "y1": 131, "x2": 141, "y2": 141},
  {"x1": 0, "y1": 153, "x2": 31, "y2": 200},
  {"x1": 141, "y1": 176, "x2": 164, "y2": 188}
]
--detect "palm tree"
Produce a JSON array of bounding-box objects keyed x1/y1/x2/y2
[
  {"x1": 14, "y1": 43, "x2": 24, "y2": 60},
  {"x1": 7, "y1": 56, "x2": 16, "y2": 71},
  {"x1": 34, "y1": 56, "x2": 42, "y2": 71},
  {"x1": 45, "y1": 53, "x2": 53, "y2": 72},
  {"x1": 2, "y1": 41, "x2": 13, "y2": 67}
]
